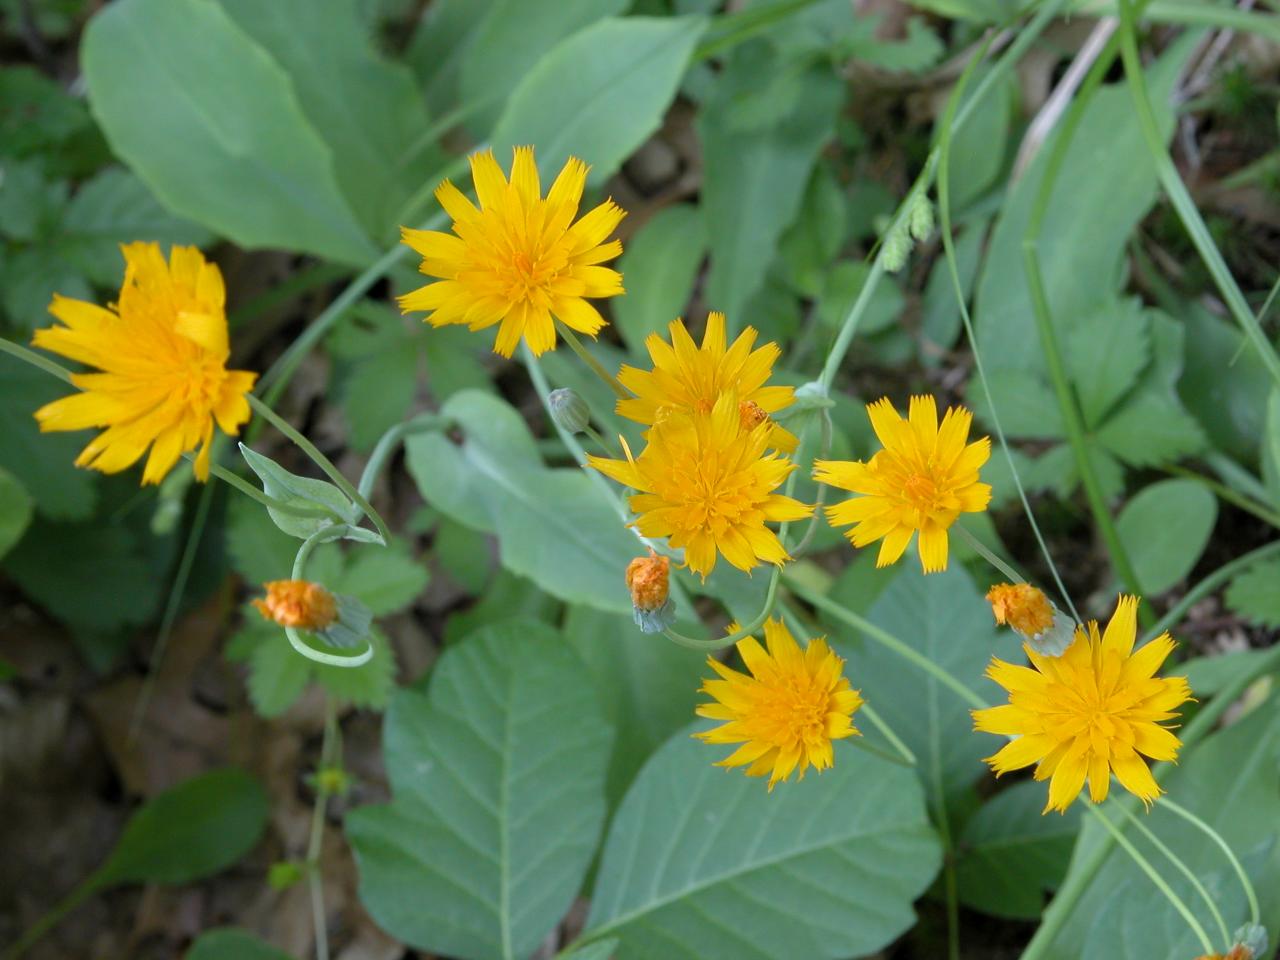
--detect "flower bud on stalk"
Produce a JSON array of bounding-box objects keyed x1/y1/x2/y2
[
  {"x1": 549, "y1": 387, "x2": 590, "y2": 435},
  {"x1": 626, "y1": 549, "x2": 675, "y2": 634},
  {"x1": 986, "y1": 582, "x2": 1076, "y2": 657}
]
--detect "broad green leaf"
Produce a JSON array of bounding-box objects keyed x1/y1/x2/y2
[
  {"x1": 1116, "y1": 479, "x2": 1217, "y2": 595},
  {"x1": 613, "y1": 204, "x2": 708, "y2": 354},
  {"x1": 972, "y1": 369, "x2": 1064, "y2": 440},
  {"x1": 460, "y1": 0, "x2": 627, "y2": 133},
  {"x1": 186, "y1": 929, "x2": 292, "y2": 960},
  {"x1": 244, "y1": 619, "x2": 397, "y2": 717},
  {"x1": 491, "y1": 16, "x2": 707, "y2": 185},
  {"x1": 900, "y1": 0, "x2": 1021, "y2": 21},
  {"x1": 0, "y1": 362, "x2": 97, "y2": 519},
  {"x1": 1181, "y1": 648, "x2": 1276, "y2": 696},
  {"x1": 433, "y1": 516, "x2": 494, "y2": 595},
  {"x1": 239, "y1": 444, "x2": 351, "y2": 540},
  {"x1": 96, "y1": 769, "x2": 268, "y2": 887},
  {"x1": 1178, "y1": 303, "x2": 1271, "y2": 462},
  {"x1": 347, "y1": 620, "x2": 613, "y2": 960},
  {"x1": 406, "y1": 390, "x2": 640, "y2": 615},
  {"x1": 560, "y1": 940, "x2": 619, "y2": 960},
  {"x1": 333, "y1": 539, "x2": 427, "y2": 616},
  {"x1": 1095, "y1": 389, "x2": 1206, "y2": 468},
  {"x1": 583, "y1": 723, "x2": 942, "y2": 959},
  {"x1": 224, "y1": 496, "x2": 299, "y2": 585},
  {"x1": 0, "y1": 465, "x2": 33, "y2": 559},
  {"x1": 340, "y1": 346, "x2": 419, "y2": 454},
  {"x1": 1066, "y1": 298, "x2": 1151, "y2": 427},
  {"x1": 0, "y1": 66, "x2": 93, "y2": 161},
  {"x1": 1226, "y1": 559, "x2": 1280, "y2": 628},
  {"x1": 82, "y1": 0, "x2": 376, "y2": 265},
  {"x1": 441, "y1": 569, "x2": 559, "y2": 646},
  {"x1": 817, "y1": 260, "x2": 904, "y2": 336},
  {"x1": 0, "y1": 158, "x2": 62, "y2": 242},
  {"x1": 1042, "y1": 695, "x2": 1280, "y2": 960},
  {"x1": 780, "y1": 162, "x2": 847, "y2": 297},
  {"x1": 406, "y1": 0, "x2": 501, "y2": 113},
  {"x1": 944, "y1": 66, "x2": 1014, "y2": 211},
  {"x1": 564, "y1": 605, "x2": 705, "y2": 808},
  {"x1": 218, "y1": 0, "x2": 438, "y2": 240},
  {"x1": 701, "y1": 50, "x2": 842, "y2": 324},
  {"x1": 921, "y1": 217, "x2": 986, "y2": 364},
  {"x1": 955, "y1": 781, "x2": 1082, "y2": 920},
  {"x1": 1265, "y1": 386, "x2": 1280, "y2": 509},
  {"x1": 974, "y1": 40, "x2": 1193, "y2": 373},
  {"x1": 830, "y1": 563, "x2": 1015, "y2": 820}
]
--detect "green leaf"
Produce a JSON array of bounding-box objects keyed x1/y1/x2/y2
[
  {"x1": 1226, "y1": 559, "x2": 1280, "y2": 628},
  {"x1": 340, "y1": 346, "x2": 419, "y2": 454},
  {"x1": 1095, "y1": 389, "x2": 1206, "y2": 468},
  {"x1": 972, "y1": 369, "x2": 1064, "y2": 440},
  {"x1": 974, "y1": 40, "x2": 1193, "y2": 374},
  {"x1": 433, "y1": 516, "x2": 494, "y2": 594},
  {"x1": 1178, "y1": 303, "x2": 1272, "y2": 463},
  {"x1": 1042, "y1": 695, "x2": 1280, "y2": 960},
  {"x1": 491, "y1": 16, "x2": 708, "y2": 185},
  {"x1": 460, "y1": 0, "x2": 627, "y2": 133},
  {"x1": 0, "y1": 158, "x2": 63, "y2": 242},
  {"x1": 95, "y1": 769, "x2": 268, "y2": 888},
  {"x1": 82, "y1": 0, "x2": 376, "y2": 265},
  {"x1": 560, "y1": 940, "x2": 619, "y2": 960},
  {"x1": 224, "y1": 496, "x2": 299, "y2": 585},
  {"x1": 332, "y1": 539, "x2": 427, "y2": 616},
  {"x1": 1066, "y1": 298, "x2": 1151, "y2": 427},
  {"x1": 441, "y1": 569, "x2": 560, "y2": 645},
  {"x1": 239, "y1": 444, "x2": 351, "y2": 540},
  {"x1": 563, "y1": 605, "x2": 705, "y2": 809},
  {"x1": 1116, "y1": 478, "x2": 1218, "y2": 595},
  {"x1": 817, "y1": 260, "x2": 905, "y2": 336},
  {"x1": 0, "y1": 465, "x2": 33, "y2": 560},
  {"x1": 830, "y1": 563, "x2": 1015, "y2": 820},
  {"x1": 612, "y1": 204, "x2": 707, "y2": 354},
  {"x1": 405, "y1": 0, "x2": 500, "y2": 113},
  {"x1": 218, "y1": 0, "x2": 438, "y2": 240},
  {"x1": 943, "y1": 66, "x2": 1014, "y2": 211},
  {"x1": 186, "y1": 929, "x2": 292, "y2": 960},
  {"x1": 347, "y1": 619, "x2": 613, "y2": 960},
  {"x1": 700, "y1": 51, "x2": 842, "y2": 323},
  {"x1": 582, "y1": 722, "x2": 942, "y2": 959},
  {"x1": 0, "y1": 66, "x2": 93, "y2": 160},
  {"x1": 779, "y1": 161, "x2": 847, "y2": 298},
  {"x1": 0, "y1": 347, "x2": 98, "y2": 520},
  {"x1": 921, "y1": 217, "x2": 986, "y2": 363},
  {"x1": 955, "y1": 781, "x2": 1082, "y2": 920},
  {"x1": 1181, "y1": 648, "x2": 1276, "y2": 696},
  {"x1": 406, "y1": 391, "x2": 641, "y2": 615}
]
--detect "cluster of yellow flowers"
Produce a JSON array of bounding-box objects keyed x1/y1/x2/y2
[{"x1": 22, "y1": 145, "x2": 1193, "y2": 815}]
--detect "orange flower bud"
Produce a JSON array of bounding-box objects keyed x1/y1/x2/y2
[
  {"x1": 986, "y1": 582, "x2": 1076, "y2": 657},
  {"x1": 626, "y1": 550, "x2": 670, "y2": 612},
  {"x1": 253, "y1": 580, "x2": 339, "y2": 630}
]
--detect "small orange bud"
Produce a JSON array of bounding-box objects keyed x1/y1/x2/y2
[
  {"x1": 626, "y1": 549, "x2": 670, "y2": 612},
  {"x1": 987, "y1": 583, "x2": 1054, "y2": 637},
  {"x1": 739, "y1": 399, "x2": 770, "y2": 432},
  {"x1": 253, "y1": 580, "x2": 339, "y2": 630}
]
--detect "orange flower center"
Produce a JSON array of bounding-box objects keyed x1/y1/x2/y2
[
  {"x1": 987, "y1": 583, "x2": 1055, "y2": 637},
  {"x1": 252, "y1": 580, "x2": 338, "y2": 631},
  {"x1": 903, "y1": 472, "x2": 939, "y2": 507},
  {"x1": 758, "y1": 685, "x2": 829, "y2": 747}
]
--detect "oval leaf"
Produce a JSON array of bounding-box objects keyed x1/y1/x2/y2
[
  {"x1": 346, "y1": 619, "x2": 614, "y2": 960},
  {"x1": 583, "y1": 724, "x2": 942, "y2": 959},
  {"x1": 1116, "y1": 478, "x2": 1217, "y2": 596},
  {"x1": 186, "y1": 929, "x2": 291, "y2": 960}
]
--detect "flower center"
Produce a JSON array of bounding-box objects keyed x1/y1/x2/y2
[
  {"x1": 903, "y1": 472, "x2": 938, "y2": 507},
  {"x1": 764, "y1": 685, "x2": 827, "y2": 744}
]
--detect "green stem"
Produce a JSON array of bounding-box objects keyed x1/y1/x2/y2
[
  {"x1": 0, "y1": 875, "x2": 101, "y2": 960},
  {"x1": 284, "y1": 527, "x2": 375, "y2": 668},
  {"x1": 246, "y1": 394, "x2": 389, "y2": 545},
  {"x1": 857, "y1": 700, "x2": 917, "y2": 767},
  {"x1": 1117, "y1": 0, "x2": 1280, "y2": 389},
  {"x1": 787, "y1": 408, "x2": 832, "y2": 557},
  {"x1": 1022, "y1": 246, "x2": 1148, "y2": 616},
  {"x1": 0, "y1": 337, "x2": 74, "y2": 384},
  {"x1": 1163, "y1": 464, "x2": 1280, "y2": 530},
  {"x1": 1159, "y1": 795, "x2": 1261, "y2": 927},
  {"x1": 1112, "y1": 801, "x2": 1231, "y2": 951},
  {"x1": 1020, "y1": 642, "x2": 1280, "y2": 959},
  {"x1": 307, "y1": 696, "x2": 337, "y2": 960},
  {"x1": 954, "y1": 523, "x2": 1027, "y2": 586},
  {"x1": 662, "y1": 567, "x2": 784, "y2": 652},
  {"x1": 356, "y1": 413, "x2": 450, "y2": 501},
  {"x1": 784, "y1": 576, "x2": 989, "y2": 710},
  {"x1": 554, "y1": 321, "x2": 630, "y2": 400},
  {"x1": 580, "y1": 423, "x2": 618, "y2": 459},
  {"x1": 1143, "y1": 540, "x2": 1280, "y2": 644},
  {"x1": 1087, "y1": 804, "x2": 1215, "y2": 956}
]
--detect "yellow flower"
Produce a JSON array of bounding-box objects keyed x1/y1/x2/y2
[
  {"x1": 253, "y1": 580, "x2": 339, "y2": 631},
  {"x1": 587, "y1": 393, "x2": 812, "y2": 579},
  {"x1": 398, "y1": 146, "x2": 625, "y2": 358},
  {"x1": 973, "y1": 595, "x2": 1193, "y2": 814},
  {"x1": 616, "y1": 311, "x2": 797, "y2": 452},
  {"x1": 696, "y1": 618, "x2": 862, "y2": 790},
  {"x1": 814, "y1": 395, "x2": 991, "y2": 573},
  {"x1": 31, "y1": 242, "x2": 256, "y2": 484}
]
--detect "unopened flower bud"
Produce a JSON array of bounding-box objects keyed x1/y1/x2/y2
[
  {"x1": 986, "y1": 583, "x2": 1076, "y2": 657},
  {"x1": 253, "y1": 580, "x2": 339, "y2": 631},
  {"x1": 549, "y1": 388, "x2": 590, "y2": 434},
  {"x1": 879, "y1": 221, "x2": 912, "y2": 273},
  {"x1": 626, "y1": 549, "x2": 675, "y2": 634},
  {"x1": 909, "y1": 193, "x2": 934, "y2": 241}
]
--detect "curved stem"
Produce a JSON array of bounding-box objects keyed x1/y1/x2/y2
[
  {"x1": 1159, "y1": 795, "x2": 1260, "y2": 927},
  {"x1": 1143, "y1": 540, "x2": 1280, "y2": 644},
  {"x1": 954, "y1": 523, "x2": 1027, "y2": 586},
  {"x1": 788, "y1": 408, "x2": 832, "y2": 557},
  {"x1": 554, "y1": 321, "x2": 630, "y2": 400},
  {"x1": 1087, "y1": 804, "x2": 1215, "y2": 956},
  {"x1": 784, "y1": 575, "x2": 989, "y2": 710},
  {"x1": 857, "y1": 701, "x2": 917, "y2": 767},
  {"x1": 356, "y1": 413, "x2": 450, "y2": 501},
  {"x1": 1112, "y1": 801, "x2": 1231, "y2": 951},
  {"x1": 0, "y1": 337, "x2": 74, "y2": 384},
  {"x1": 662, "y1": 567, "x2": 784, "y2": 652},
  {"x1": 247, "y1": 394, "x2": 389, "y2": 545},
  {"x1": 285, "y1": 527, "x2": 375, "y2": 668}
]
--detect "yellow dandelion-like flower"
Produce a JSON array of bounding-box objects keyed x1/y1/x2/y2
[
  {"x1": 587, "y1": 393, "x2": 812, "y2": 579},
  {"x1": 696, "y1": 618, "x2": 862, "y2": 790},
  {"x1": 616, "y1": 311, "x2": 797, "y2": 452},
  {"x1": 398, "y1": 146, "x2": 625, "y2": 358},
  {"x1": 973, "y1": 595, "x2": 1193, "y2": 814},
  {"x1": 814, "y1": 395, "x2": 991, "y2": 573},
  {"x1": 252, "y1": 579, "x2": 339, "y2": 631},
  {"x1": 31, "y1": 242, "x2": 256, "y2": 485}
]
